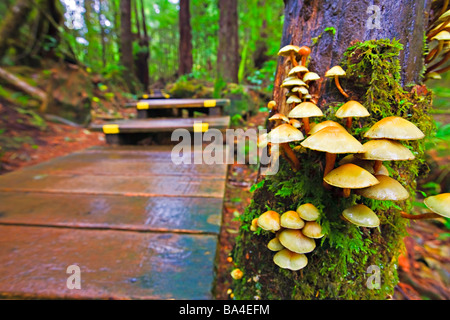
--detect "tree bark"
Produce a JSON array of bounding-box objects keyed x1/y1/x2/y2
[
  {"x1": 119, "y1": 0, "x2": 135, "y2": 92},
  {"x1": 217, "y1": 0, "x2": 240, "y2": 83},
  {"x1": 178, "y1": 0, "x2": 193, "y2": 76}
]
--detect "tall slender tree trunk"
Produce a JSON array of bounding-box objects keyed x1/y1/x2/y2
[
  {"x1": 178, "y1": 0, "x2": 193, "y2": 76},
  {"x1": 217, "y1": 0, "x2": 239, "y2": 83},
  {"x1": 119, "y1": 0, "x2": 135, "y2": 92},
  {"x1": 232, "y1": 0, "x2": 435, "y2": 300}
]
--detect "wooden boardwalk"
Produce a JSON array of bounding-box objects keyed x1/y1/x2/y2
[{"x1": 0, "y1": 145, "x2": 228, "y2": 299}]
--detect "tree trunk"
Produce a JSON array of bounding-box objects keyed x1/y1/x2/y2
[
  {"x1": 231, "y1": 0, "x2": 435, "y2": 300},
  {"x1": 178, "y1": 0, "x2": 193, "y2": 76},
  {"x1": 217, "y1": 0, "x2": 240, "y2": 83},
  {"x1": 119, "y1": 0, "x2": 135, "y2": 92}
]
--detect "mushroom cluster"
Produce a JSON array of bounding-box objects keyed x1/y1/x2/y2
[{"x1": 252, "y1": 203, "x2": 323, "y2": 271}]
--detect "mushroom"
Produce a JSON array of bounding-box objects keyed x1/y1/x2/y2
[
  {"x1": 287, "y1": 101, "x2": 323, "y2": 133},
  {"x1": 401, "y1": 193, "x2": 450, "y2": 219},
  {"x1": 301, "y1": 221, "x2": 324, "y2": 239},
  {"x1": 289, "y1": 118, "x2": 302, "y2": 129},
  {"x1": 335, "y1": 100, "x2": 370, "y2": 129},
  {"x1": 273, "y1": 249, "x2": 308, "y2": 271},
  {"x1": 323, "y1": 163, "x2": 380, "y2": 198},
  {"x1": 288, "y1": 65, "x2": 309, "y2": 77},
  {"x1": 356, "y1": 139, "x2": 415, "y2": 173},
  {"x1": 268, "y1": 113, "x2": 290, "y2": 124},
  {"x1": 298, "y1": 46, "x2": 311, "y2": 66},
  {"x1": 300, "y1": 126, "x2": 365, "y2": 187},
  {"x1": 278, "y1": 229, "x2": 316, "y2": 254},
  {"x1": 267, "y1": 237, "x2": 285, "y2": 251},
  {"x1": 307, "y1": 120, "x2": 346, "y2": 135},
  {"x1": 325, "y1": 65, "x2": 349, "y2": 98},
  {"x1": 278, "y1": 45, "x2": 301, "y2": 67},
  {"x1": 364, "y1": 116, "x2": 425, "y2": 141},
  {"x1": 266, "y1": 123, "x2": 304, "y2": 171},
  {"x1": 291, "y1": 85, "x2": 309, "y2": 96},
  {"x1": 267, "y1": 100, "x2": 277, "y2": 111},
  {"x1": 303, "y1": 72, "x2": 320, "y2": 83},
  {"x1": 341, "y1": 204, "x2": 380, "y2": 228},
  {"x1": 230, "y1": 268, "x2": 244, "y2": 280},
  {"x1": 426, "y1": 30, "x2": 450, "y2": 63},
  {"x1": 355, "y1": 175, "x2": 409, "y2": 201},
  {"x1": 280, "y1": 210, "x2": 305, "y2": 229},
  {"x1": 296, "y1": 203, "x2": 320, "y2": 221},
  {"x1": 257, "y1": 210, "x2": 281, "y2": 232},
  {"x1": 286, "y1": 94, "x2": 302, "y2": 105},
  {"x1": 281, "y1": 77, "x2": 308, "y2": 88}
]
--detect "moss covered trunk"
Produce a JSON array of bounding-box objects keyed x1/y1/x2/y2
[{"x1": 231, "y1": 0, "x2": 435, "y2": 300}]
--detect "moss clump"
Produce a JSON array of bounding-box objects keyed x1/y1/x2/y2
[{"x1": 231, "y1": 39, "x2": 435, "y2": 300}]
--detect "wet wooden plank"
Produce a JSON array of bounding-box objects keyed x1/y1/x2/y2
[
  {"x1": 89, "y1": 116, "x2": 230, "y2": 133},
  {"x1": 0, "y1": 172, "x2": 226, "y2": 198},
  {"x1": 0, "y1": 225, "x2": 217, "y2": 299},
  {"x1": 125, "y1": 98, "x2": 230, "y2": 108},
  {"x1": 0, "y1": 192, "x2": 223, "y2": 234}
]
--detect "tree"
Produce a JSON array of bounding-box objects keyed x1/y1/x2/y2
[
  {"x1": 119, "y1": 0, "x2": 135, "y2": 92},
  {"x1": 217, "y1": 0, "x2": 239, "y2": 83},
  {"x1": 231, "y1": 0, "x2": 437, "y2": 300},
  {"x1": 178, "y1": 0, "x2": 193, "y2": 76}
]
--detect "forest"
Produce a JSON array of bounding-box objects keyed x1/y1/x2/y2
[{"x1": 0, "y1": 0, "x2": 448, "y2": 303}]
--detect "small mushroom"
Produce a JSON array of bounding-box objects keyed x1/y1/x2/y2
[
  {"x1": 250, "y1": 218, "x2": 259, "y2": 231},
  {"x1": 342, "y1": 204, "x2": 380, "y2": 228},
  {"x1": 267, "y1": 237, "x2": 285, "y2": 251},
  {"x1": 267, "y1": 100, "x2": 277, "y2": 111},
  {"x1": 268, "y1": 113, "x2": 290, "y2": 123},
  {"x1": 278, "y1": 229, "x2": 316, "y2": 254},
  {"x1": 401, "y1": 193, "x2": 450, "y2": 219},
  {"x1": 355, "y1": 175, "x2": 409, "y2": 201},
  {"x1": 307, "y1": 120, "x2": 346, "y2": 135},
  {"x1": 325, "y1": 65, "x2": 349, "y2": 98},
  {"x1": 296, "y1": 203, "x2": 320, "y2": 221},
  {"x1": 426, "y1": 31, "x2": 450, "y2": 63},
  {"x1": 323, "y1": 163, "x2": 380, "y2": 198},
  {"x1": 257, "y1": 210, "x2": 281, "y2": 232},
  {"x1": 288, "y1": 65, "x2": 309, "y2": 77},
  {"x1": 278, "y1": 45, "x2": 301, "y2": 67},
  {"x1": 364, "y1": 116, "x2": 425, "y2": 141},
  {"x1": 273, "y1": 249, "x2": 308, "y2": 271},
  {"x1": 298, "y1": 46, "x2": 311, "y2": 66},
  {"x1": 335, "y1": 100, "x2": 370, "y2": 128},
  {"x1": 287, "y1": 101, "x2": 323, "y2": 133},
  {"x1": 286, "y1": 94, "x2": 303, "y2": 105},
  {"x1": 291, "y1": 86, "x2": 309, "y2": 96},
  {"x1": 280, "y1": 210, "x2": 305, "y2": 229},
  {"x1": 230, "y1": 268, "x2": 244, "y2": 280},
  {"x1": 301, "y1": 221, "x2": 324, "y2": 239},
  {"x1": 281, "y1": 77, "x2": 308, "y2": 88},
  {"x1": 303, "y1": 72, "x2": 320, "y2": 83},
  {"x1": 289, "y1": 118, "x2": 302, "y2": 129}
]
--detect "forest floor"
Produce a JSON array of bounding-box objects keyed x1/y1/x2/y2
[{"x1": 0, "y1": 98, "x2": 449, "y2": 300}]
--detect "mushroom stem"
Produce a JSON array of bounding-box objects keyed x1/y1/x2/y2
[
  {"x1": 400, "y1": 211, "x2": 441, "y2": 220},
  {"x1": 302, "y1": 117, "x2": 310, "y2": 133},
  {"x1": 334, "y1": 75, "x2": 349, "y2": 98},
  {"x1": 373, "y1": 160, "x2": 382, "y2": 173},
  {"x1": 343, "y1": 188, "x2": 351, "y2": 198},
  {"x1": 323, "y1": 152, "x2": 336, "y2": 189},
  {"x1": 426, "y1": 51, "x2": 450, "y2": 73},
  {"x1": 301, "y1": 55, "x2": 308, "y2": 66},
  {"x1": 290, "y1": 51, "x2": 299, "y2": 67},
  {"x1": 425, "y1": 41, "x2": 444, "y2": 64},
  {"x1": 346, "y1": 117, "x2": 353, "y2": 129},
  {"x1": 281, "y1": 142, "x2": 301, "y2": 172}
]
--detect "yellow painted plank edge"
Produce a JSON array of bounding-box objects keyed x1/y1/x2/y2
[
  {"x1": 102, "y1": 124, "x2": 120, "y2": 134},
  {"x1": 137, "y1": 101, "x2": 149, "y2": 110},
  {"x1": 203, "y1": 100, "x2": 216, "y2": 107},
  {"x1": 193, "y1": 122, "x2": 209, "y2": 132}
]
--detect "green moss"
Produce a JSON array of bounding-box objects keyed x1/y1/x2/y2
[{"x1": 231, "y1": 39, "x2": 436, "y2": 300}]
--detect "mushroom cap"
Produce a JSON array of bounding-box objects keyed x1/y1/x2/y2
[
  {"x1": 324, "y1": 163, "x2": 380, "y2": 189},
  {"x1": 273, "y1": 249, "x2": 308, "y2": 271},
  {"x1": 278, "y1": 229, "x2": 316, "y2": 254},
  {"x1": 291, "y1": 86, "x2": 309, "y2": 95},
  {"x1": 257, "y1": 210, "x2": 281, "y2": 231},
  {"x1": 431, "y1": 30, "x2": 450, "y2": 41},
  {"x1": 357, "y1": 139, "x2": 415, "y2": 161},
  {"x1": 250, "y1": 218, "x2": 259, "y2": 231},
  {"x1": 426, "y1": 72, "x2": 442, "y2": 80},
  {"x1": 288, "y1": 65, "x2": 309, "y2": 76},
  {"x1": 269, "y1": 113, "x2": 289, "y2": 123},
  {"x1": 335, "y1": 100, "x2": 370, "y2": 119},
  {"x1": 303, "y1": 72, "x2": 321, "y2": 82},
  {"x1": 286, "y1": 95, "x2": 303, "y2": 104},
  {"x1": 301, "y1": 126, "x2": 364, "y2": 154},
  {"x1": 296, "y1": 203, "x2": 320, "y2": 221},
  {"x1": 301, "y1": 221, "x2": 324, "y2": 238},
  {"x1": 281, "y1": 78, "x2": 308, "y2": 88},
  {"x1": 364, "y1": 116, "x2": 425, "y2": 140},
  {"x1": 267, "y1": 237, "x2": 285, "y2": 251},
  {"x1": 355, "y1": 175, "x2": 409, "y2": 201},
  {"x1": 288, "y1": 102, "x2": 323, "y2": 118},
  {"x1": 266, "y1": 123, "x2": 305, "y2": 144},
  {"x1": 342, "y1": 204, "x2": 380, "y2": 228},
  {"x1": 325, "y1": 65, "x2": 346, "y2": 77},
  {"x1": 280, "y1": 210, "x2": 305, "y2": 229},
  {"x1": 289, "y1": 119, "x2": 302, "y2": 128},
  {"x1": 308, "y1": 120, "x2": 346, "y2": 135},
  {"x1": 423, "y1": 193, "x2": 450, "y2": 218},
  {"x1": 267, "y1": 100, "x2": 277, "y2": 109},
  {"x1": 278, "y1": 45, "x2": 301, "y2": 56}
]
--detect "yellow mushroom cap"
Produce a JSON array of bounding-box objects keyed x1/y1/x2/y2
[
  {"x1": 269, "y1": 113, "x2": 289, "y2": 123},
  {"x1": 323, "y1": 163, "x2": 380, "y2": 189},
  {"x1": 257, "y1": 210, "x2": 281, "y2": 231},
  {"x1": 288, "y1": 102, "x2": 323, "y2": 118},
  {"x1": 301, "y1": 221, "x2": 324, "y2": 238},
  {"x1": 286, "y1": 95, "x2": 302, "y2": 104},
  {"x1": 266, "y1": 123, "x2": 305, "y2": 144},
  {"x1": 273, "y1": 249, "x2": 308, "y2": 271},
  {"x1": 278, "y1": 45, "x2": 301, "y2": 56},
  {"x1": 335, "y1": 100, "x2": 370, "y2": 119},
  {"x1": 355, "y1": 175, "x2": 409, "y2": 201},
  {"x1": 325, "y1": 65, "x2": 346, "y2": 77},
  {"x1": 342, "y1": 204, "x2": 380, "y2": 228},
  {"x1": 303, "y1": 72, "x2": 321, "y2": 82},
  {"x1": 289, "y1": 119, "x2": 302, "y2": 128},
  {"x1": 307, "y1": 120, "x2": 346, "y2": 135},
  {"x1": 267, "y1": 237, "x2": 285, "y2": 251},
  {"x1": 250, "y1": 218, "x2": 259, "y2": 231},
  {"x1": 431, "y1": 30, "x2": 450, "y2": 41},
  {"x1": 280, "y1": 210, "x2": 305, "y2": 229},
  {"x1": 281, "y1": 78, "x2": 307, "y2": 88},
  {"x1": 288, "y1": 65, "x2": 309, "y2": 76},
  {"x1": 357, "y1": 139, "x2": 415, "y2": 161},
  {"x1": 296, "y1": 203, "x2": 320, "y2": 221},
  {"x1": 278, "y1": 229, "x2": 316, "y2": 254},
  {"x1": 301, "y1": 126, "x2": 364, "y2": 154},
  {"x1": 291, "y1": 86, "x2": 309, "y2": 95},
  {"x1": 423, "y1": 193, "x2": 450, "y2": 218},
  {"x1": 364, "y1": 116, "x2": 425, "y2": 140}
]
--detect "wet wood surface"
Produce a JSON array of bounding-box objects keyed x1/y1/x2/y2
[
  {"x1": 125, "y1": 98, "x2": 230, "y2": 108},
  {"x1": 0, "y1": 145, "x2": 228, "y2": 299}
]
